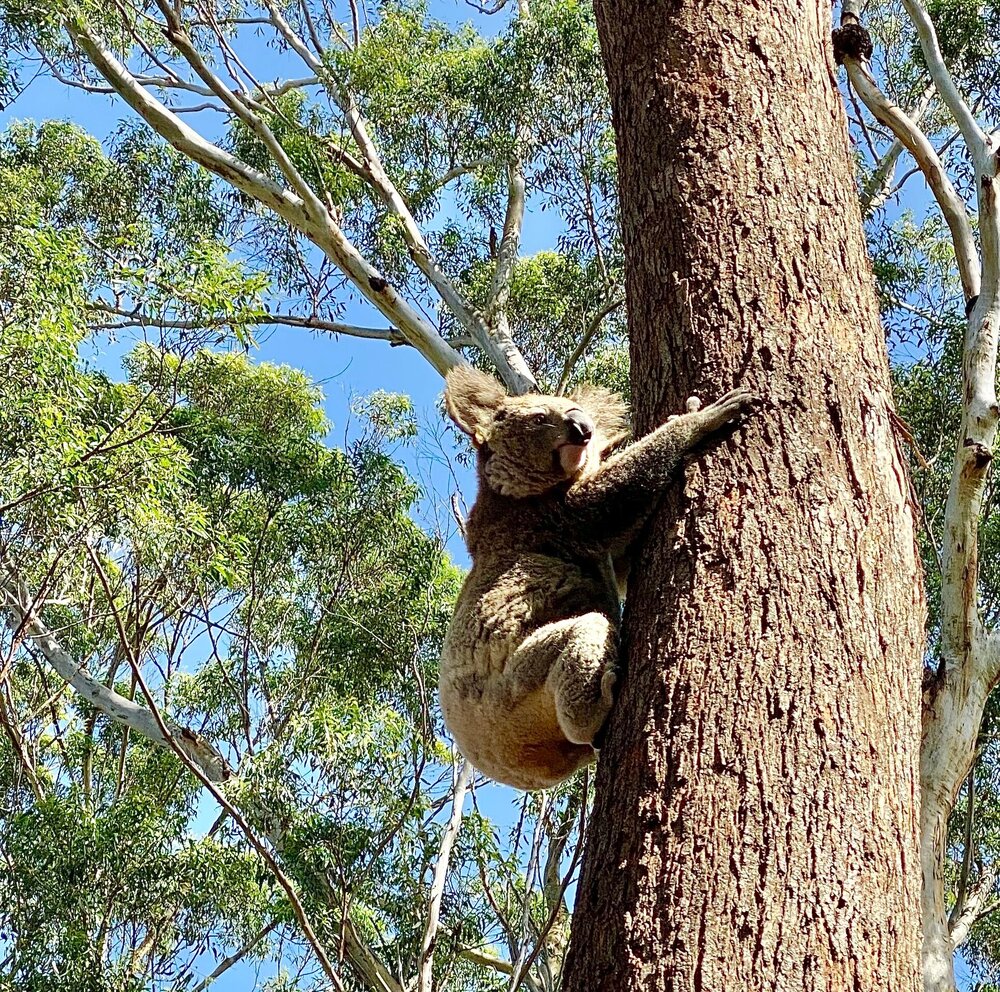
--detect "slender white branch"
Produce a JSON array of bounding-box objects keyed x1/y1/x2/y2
[
  {"x1": 479, "y1": 152, "x2": 538, "y2": 394},
  {"x1": 86, "y1": 302, "x2": 408, "y2": 344},
  {"x1": 456, "y1": 946, "x2": 514, "y2": 975},
  {"x1": 152, "y1": 0, "x2": 323, "y2": 217},
  {"x1": 415, "y1": 761, "x2": 472, "y2": 992},
  {"x1": 900, "y1": 0, "x2": 986, "y2": 153},
  {"x1": 65, "y1": 16, "x2": 463, "y2": 380},
  {"x1": 486, "y1": 157, "x2": 526, "y2": 321},
  {"x1": 949, "y1": 863, "x2": 1000, "y2": 949},
  {"x1": 0, "y1": 575, "x2": 230, "y2": 782},
  {"x1": 862, "y1": 137, "x2": 904, "y2": 215},
  {"x1": 266, "y1": 75, "x2": 320, "y2": 96},
  {"x1": 556, "y1": 292, "x2": 626, "y2": 394},
  {"x1": 189, "y1": 920, "x2": 279, "y2": 992},
  {"x1": 843, "y1": 59, "x2": 980, "y2": 300},
  {"x1": 434, "y1": 160, "x2": 492, "y2": 187},
  {"x1": 860, "y1": 83, "x2": 936, "y2": 215},
  {"x1": 263, "y1": 1, "x2": 537, "y2": 393}
]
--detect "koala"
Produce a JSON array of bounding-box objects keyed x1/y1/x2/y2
[{"x1": 439, "y1": 364, "x2": 757, "y2": 790}]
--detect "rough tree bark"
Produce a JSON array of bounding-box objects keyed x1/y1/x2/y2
[{"x1": 560, "y1": 1, "x2": 926, "y2": 990}]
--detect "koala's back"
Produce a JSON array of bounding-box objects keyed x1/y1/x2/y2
[{"x1": 440, "y1": 549, "x2": 618, "y2": 789}]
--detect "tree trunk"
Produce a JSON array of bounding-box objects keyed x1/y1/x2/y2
[{"x1": 560, "y1": 2, "x2": 926, "y2": 990}]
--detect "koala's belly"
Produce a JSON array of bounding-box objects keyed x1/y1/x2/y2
[{"x1": 440, "y1": 681, "x2": 594, "y2": 790}]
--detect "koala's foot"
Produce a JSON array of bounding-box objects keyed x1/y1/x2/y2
[
  {"x1": 545, "y1": 612, "x2": 619, "y2": 746},
  {"x1": 591, "y1": 667, "x2": 618, "y2": 750}
]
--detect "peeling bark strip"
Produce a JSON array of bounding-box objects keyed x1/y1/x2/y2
[{"x1": 561, "y1": 1, "x2": 925, "y2": 990}]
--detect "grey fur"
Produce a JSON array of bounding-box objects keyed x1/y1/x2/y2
[{"x1": 440, "y1": 364, "x2": 757, "y2": 789}]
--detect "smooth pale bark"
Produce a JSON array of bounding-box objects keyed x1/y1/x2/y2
[
  {"x1": 561, "y1": 1, "x2": 926, "y2": 990},
  {"x1": 839, "y1": 1, "x2": 1000, "y2": 984}
]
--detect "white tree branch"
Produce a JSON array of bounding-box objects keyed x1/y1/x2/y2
[
  {"x1": 64, "y1": 16, "x2": 463, "y2": 381},
  {"x1": 434, "y1": 160, "x2": 492, "y2": 188},
  {"x1": 0, "y1": 574, "x2": 231, "y2": 782},
  {"x1": 486, "y1": 158, "x2": 526, "y2": 321},
  {"x1": 556, "y1": 292, "x2": 626, "y2": 394},
  {"x1": 859, "y1": 83, "x2": 937, "y2": 215},
  {"x1": 481, "y1": 153, "x2": 538, "y2": 393},
  {"x1": 456, "y1": 946, "x2": 514, "y2": 975},
  {"x1": 415, "y1": 760, "x2": 471, "y2": 992},
  {"x1": 900, "y1": 0, "x2": 986, "y2": 152},
  {"x1": 949, "y1": 863, "x2": 1000, "y2": 949},
  {"x1": 842, "y1": 58, "x2": 980, "y2": 301},
  {"x1": 262, "y1": 0, "x2": 538, "y2": 393},
  {"x1": 189, "y1": 920, "x2": 279, "y2": 992},
  {"x1": 86, "y1": 301, "x2": 408, "y2": 344}
]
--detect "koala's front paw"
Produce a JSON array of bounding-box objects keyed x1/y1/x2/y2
[{"x1": 701, "y1": 387, "x2": 760, "y2": 430}]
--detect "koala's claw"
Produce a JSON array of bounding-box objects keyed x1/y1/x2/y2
[
  {"x1": 702, "y1": 387, "x2": 760, "y2": 429},
  {"x1": 600, "y1": 666, "x2": 618, "y2": 707}
]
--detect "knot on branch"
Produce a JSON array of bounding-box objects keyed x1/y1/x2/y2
[
  {"x1": 176, "y1": 725, "x2": 233, "y2": 782},
  {"x1": 961, "y1": 439, "x2": 993, "y2": 475},
  {"x1": 831, "y1": 23, "x2": 873, "y2": 64}
]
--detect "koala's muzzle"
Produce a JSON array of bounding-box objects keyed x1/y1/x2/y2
[
  {"x1": 557, "y1": 410, "x2": 595, "y2": 475},
  {"x1": 564, "y1": 410, "x2": 594, "y2": 445}
]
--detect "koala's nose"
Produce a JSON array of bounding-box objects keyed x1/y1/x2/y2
[{"x1": 564, "y1": 410, "x2": 594, "y2": 445}]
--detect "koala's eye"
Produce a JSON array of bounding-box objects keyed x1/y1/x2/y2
[
  {"x1": 531, "y1": 413, "x2": 548, "y2": 426},
  {"x1": 494, "y1": 410, "x2": 508, "y2": 422}
]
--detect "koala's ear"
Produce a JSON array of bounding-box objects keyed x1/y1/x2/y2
[
  {"x1": 445, "y1": 364, "x2": 507, "y2": 446},
  {"x1": 570, "y1": 384, "x2": 630, "y2": 454}
]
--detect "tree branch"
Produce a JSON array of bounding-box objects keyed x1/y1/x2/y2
[
  {"x1": 86, "y1": 301, "x2": 408, "y2": 344},
  {"x1": 456, "y1": 946, "x2": 514, "y2": 975},
  {"x1": 64, "y1": 15, "x2": 464, "y2": 380},
  {"x1": 840, "y1": 53, "x2": 980, "y2": 301},
  {"x1": 262, "y1": 0, "x2": 537, "y2": 393},
  {"x1": 556, "y1": 292, "x2": 625, "y2": 394},
  {"x1": 859, "y1": 82, "x2": 936, "y2": 215},
  {"x1": 949, "y1": 766, "x2": 977, "y2": 933},
  {"x1": 189, "y1": 920, "x2": 279, "y2": 992},
  {"x1": 0, "y1": 571, "x2": 231, "y2": 782},
  {"x1": 949, "y1": 861, "x2": 1000, "y2": 949},
  {"x1": 900, "y1": 0, "x2": 986, "y2": 152},
  {"x1": 415, "y1": 760, "x2": 471, "y2": 992}
]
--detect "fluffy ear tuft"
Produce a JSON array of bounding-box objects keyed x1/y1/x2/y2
[
  {"x1": 570, "y1": 384, "x2": 630, "y2": 454},
  {"x1": 445, "y1": 365, "x2": 507, "y2": 446}
]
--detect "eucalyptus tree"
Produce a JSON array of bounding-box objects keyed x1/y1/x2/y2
[
  {"x1": 3, "y1": 0, "x2": 1000, "y2": 989},
  {"x1": 832, "y1": 0, "x2": 1000, "y2": 987},
  {"x1": 0, "y1": 126, "x2": 587, "y2": 991}
]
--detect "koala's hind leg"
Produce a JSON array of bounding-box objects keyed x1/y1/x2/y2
[{"x1": 542, "y1": 613, "x2": 619, "y2": 746}]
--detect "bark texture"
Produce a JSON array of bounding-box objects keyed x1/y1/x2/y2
[{"x1": 560, "y1": 1, "x2": 926, "y2": 990}]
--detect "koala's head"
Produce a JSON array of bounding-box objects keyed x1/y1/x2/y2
[{"x1": 444, "y1": 365, "x2": 629, "y2": 498}]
